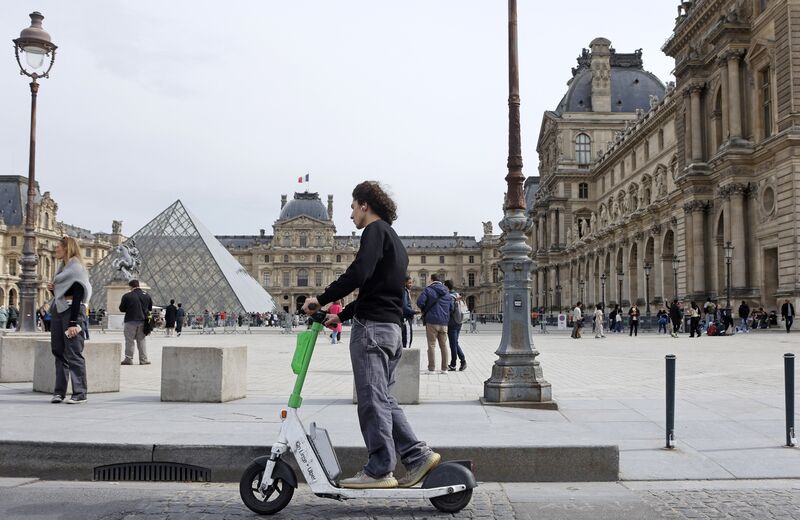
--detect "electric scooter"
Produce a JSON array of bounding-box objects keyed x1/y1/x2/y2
[{"x1": 239, "y1": 308, "x2": 477, "y2": 515}]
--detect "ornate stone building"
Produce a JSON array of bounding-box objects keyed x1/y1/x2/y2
[
  {"x1": 0, "y1": 176, "x2": 117, "y2": 310},
  {"x1": 218, "y1": 192, "x2": 503, "y2": 314},
  {"x1": 530, "y1": 0, "x2": 800, "y2": 315}
]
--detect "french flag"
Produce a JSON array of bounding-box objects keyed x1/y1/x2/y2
[{"x1": 297, "y1": 174, "x2": 309, "y2": 183}]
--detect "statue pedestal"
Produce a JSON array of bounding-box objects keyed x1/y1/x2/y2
[{"x1": 105, "y1": 281, "x2": 150, "y2": 330}]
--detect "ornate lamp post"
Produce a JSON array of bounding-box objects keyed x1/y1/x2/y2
[
  {"x1": 13, "y1": 12, "x2": 57, "y2": 332},
  {"x1": 483, "y1": 0, "x2": 554, "y2": 407},
  {"x1": 671, "y1": 255, "x2": 680, "y2": 301},
  {"x1": 555, "y1": 284, "x2": 562, "y2": 314},
  {"x1": 644, "y1": 262, "x2": 652, "y2": 327},
  {"x1": 578, "y1": 279, "x2": 585, "y2": 304},
  {"x1": 617, "y1": 270, "x2": 624, "y2": 308},
  {"x1": 600, "y1": 272, "x2": 606, "y2": 309},
  {"x1": 723, "y1": 241, "x2": 734, "y2": 311}
]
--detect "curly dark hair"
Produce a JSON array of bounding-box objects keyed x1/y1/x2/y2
[{"x1": 352, "y1": 181, "x2": 398, "y2": 224}]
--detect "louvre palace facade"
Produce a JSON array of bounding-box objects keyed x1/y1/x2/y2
[
  {"x1": 529, "y1": 0, "x2": 800, "y2": 314},
  {"x1": 218, "y1": 192, "x2": 503, "y2": 314}
]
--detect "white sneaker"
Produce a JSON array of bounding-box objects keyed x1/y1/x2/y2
[{"x1": 438, "y1": 370, "x2": 448, "y2": 375}]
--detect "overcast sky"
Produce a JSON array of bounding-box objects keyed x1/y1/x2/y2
[{"x1": 0, "y1": 1, "x2": 677, "y2": 239}]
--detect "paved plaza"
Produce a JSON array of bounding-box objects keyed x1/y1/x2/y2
[{"x1": 1, "y1": 325, "x2": 798, "y2": 482}]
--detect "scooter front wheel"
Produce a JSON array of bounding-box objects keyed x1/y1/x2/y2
[{"x1": 239, "y1": 461, "x2": 295, "y2": 515}]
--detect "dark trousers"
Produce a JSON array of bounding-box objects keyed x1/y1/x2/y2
[
  {"x1": 175, "y1": 318, "x2": 183, "y2": 334},
  {"x1": 50, "y1": 307, "x2": 87, "y2": 399},
  {"x1": 401, "y1": 317, "x2": 413, "y2": 348},
  {"x1": 350, "y1": 318, "x2": 428, "y2": 477},
  {"x1": 786, "y1": 316, "x2": 794, "y2": 333},
  {"x1": 447, "y1": 323, "x2": 465, "y2": 366},
  {"x1": 690, "y1": 317, "x2": 701, "y2": 337},
  {"x1": 629, "y1": 320, "x2": 638, "y2": 336}
]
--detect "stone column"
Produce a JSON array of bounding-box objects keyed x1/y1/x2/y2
[
  {"x1": 683, "y1": 203, "x2": 695, "y2": 293},
  {"x1": 557, "y1": 209, "x2": 565, "y2": 248},
  {"x1": 689, "y1": 201, "x2": 707, "y2": 294},
  {"x1": 539, "y1": 214, "x2": 546, "y2": 251},
  {"x1": 652, "y1": 226, "x2": 664, "y2": 304},
  {"x1": 730, "y1": 184, "x2": 748, "y2": 287},
  {"x1": 549, "y1": 210, "x2": 557, "y2": 249},
  {"x1": 726, "y1": 50, "x2": 744, "y2": 140},
  {"x1": 635, "y1": 233, "x2": 647, "y2": 308},
  {"x1": 689, "y1": 84, "x2": 705, "y2": 162},
  {"x1": 621, "y1": 241, "x2": 630, "y2": 306},
  {"x1": 531, "y1": 216, "x2": 539, "y2": 252}
]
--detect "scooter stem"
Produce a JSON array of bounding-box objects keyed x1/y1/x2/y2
[{"x1": 288, "y1": 317, "x2": 325, "y2": 408}]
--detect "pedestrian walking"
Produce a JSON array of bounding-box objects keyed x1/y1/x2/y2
[
  {"x1": 614, "y1": 305, "x2": 623, "y2": 333},
  {"x1": 444, "y1": 280, "x2": 466, "y2": 371},
  {"x1": 417, "y1": 273, "x2": 453, "y2": 374},
  {"x1": 737, "y1": 300, "x2": 750, "y2": 333},
  {"x1": 328, "y1": 300, "x2": 343, "y2": 344},
  {"x1": 0, "y1": 306, "x2": 7, "y2": 330},
  {"x1": 594, "y1": 304, "x2": 605, "y2": 338},
  {"x1": 48, "y1": 236, "x2": 92, "y2": 405},
  {"x1": 571, "y1": 302, "x2": 583, "y2": 339},
  {"x1": 669, "y1": 299, "x2": 682, "y2": 338},
  {"x1": 628, "y1": 304, "x2": 640, "y2": 336},
  {"x1": 175, "y1": 303, "x2": 185, "y2": 336},
  {"x1": 689, "y1": 301, "x2": 701, "y2": 338},
  {"x1": 781, "y1": 299, "x2": 795, "y2": 333},
  {"x1": 119, "y1": 279, "x2": 153, "y2": 365},
  {"x1": 703, "y1": 298, "x2": 716, "y2": 331},
  {"x1": 164, "y1": 299, "x2": 177, "y2": 336},
  {"x1": 401, "y1": 276, "x2": 415, "y2": 348},
  {"x1": 6, "y1": 304, "x2": 18, "y2": 330},
  {"x1": 657, "y1": 307, "x2": 668, "y2": 334}
]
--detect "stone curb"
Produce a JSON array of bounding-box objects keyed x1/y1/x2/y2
[{"x1": 0, "y1": 441, "x2": 618, "y2": 482}]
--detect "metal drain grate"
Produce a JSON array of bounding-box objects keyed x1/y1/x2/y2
[{"x1": 93, "y1": 462, "x2": 210, "y2": 482}]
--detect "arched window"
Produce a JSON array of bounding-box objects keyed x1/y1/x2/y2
[
  {"x1": 283, "y1": 254, "x2": 289, "y2": 263},
  {"x1": 578, "y1": 182, "x2": 589, "y2": 199},
  {"x1": 297, "y1": 269, "x2": 309, "y2": 287},
  {"x1": 44, "y1": 212, "x2": 50, "y2": 229},
  {"x1": 264, "y1": 255, "x2": 270, "y2": 263},
  {"x1": 336, "y1": 254, "x2": 342, "y2": 263},
  {"x1": 575, "y1": 133, "x2": 591, "y2": 165},
  {"x1": 316, "y1": 255, "x2": 322, "y2": 263}
]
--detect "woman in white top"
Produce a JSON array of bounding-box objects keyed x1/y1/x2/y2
[{"x1": 594, "y1": 304, "x2": 605, "y2": 338}]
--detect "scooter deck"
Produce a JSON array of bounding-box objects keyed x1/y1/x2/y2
[{"x1": 314, "y1": 484, "x2": 468, "y2": 500}]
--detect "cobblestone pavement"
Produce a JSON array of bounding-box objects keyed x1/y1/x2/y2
[
  {"x1": 2, "y1": 480, "x2": 800, "y2": 520},
  {"x1": 639, "y1": 489, "x2": 800, "y2": 520}
]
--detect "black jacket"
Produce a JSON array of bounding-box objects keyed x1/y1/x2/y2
[
  {"x1": 782, "y1": 302, "x2": 795, "y2": 319},
  {"x1": 317, "y1": 219, "x2": 407, "y2": 325},
  {"x1": 669, "y1": 303, "x2": 682, "y2": 324},
  {"x1": 738, "y1": 303, "x2": 750, "y2": 319},
  {"x1": 119, "y1": 288, "x2": 153, "y2": 323},
  {"x1": 164, "y1": 304, "x2": 178, "y2": 327}
]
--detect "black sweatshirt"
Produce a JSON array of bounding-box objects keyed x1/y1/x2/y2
[
  {"x1": 317, "y1": 219, "x2": 407, "y2": 325},
  {"x1": 63, "y1": 282, "x2": 84, "y2": 326}
]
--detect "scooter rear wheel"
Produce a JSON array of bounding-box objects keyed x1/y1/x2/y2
[
  {"x1": 239, "y1": 461, "x2": 295, "y2": 515},
  {"x1": 430, "y1": 489, "x2": 473, "y2": 513}
]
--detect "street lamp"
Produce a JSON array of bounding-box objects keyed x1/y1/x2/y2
[
  {"x1": 671, "y1": 255, "x2": 680, "y2": 301},
  {"x1": 723, "y1": 241, "x2": 734, "y2": 311},
  {"x1": 578, "y1": 279, "x2": 585, "y2": 304},
  {"x1": 483, "y1": 0, "x2": 553, "y2": 405},
  {"x1": 600, "y1": 272, "x2": 606, "y2": 310},
  {"x1": 617, "y1": 270, "x2": 624, "y2": 308},
  {"x1": 644, "y1": 262, "x2": 652, "y2": 329},
  {"x1": 13, "y1": 12, "x2": 57, "y2": 332},
  {"x1": 556, "y1": 283, "x2": 562, "y2": 310}
]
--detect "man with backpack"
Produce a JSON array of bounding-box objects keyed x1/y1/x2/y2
[
  {"x1": 444, "y1": 280, "x2": 467, "y2": 371},
  {"x1": 416, "y1": 273, "x2": 453, "y2": 374}
]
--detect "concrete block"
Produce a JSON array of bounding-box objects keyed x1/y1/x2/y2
[
  {"x1": 33, "y1": 341, "x2": 122, "y2": 394},
  {"x1": 0, "y1": 334, "x2": 48, "y2": 382},
  {"x1": 160, "y1": 346, "x2": 247, "y2": 403},
  {"x1": 353, "y1": 347, "x2": 420, "y2": 405}
]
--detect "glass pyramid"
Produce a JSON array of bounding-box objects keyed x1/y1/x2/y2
[{"x1": 89, "y1": 200, "x2": 276, "y2": 314}]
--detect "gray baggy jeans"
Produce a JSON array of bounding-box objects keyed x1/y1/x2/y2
[
  {"x1": 123, "y1": 321, "x2": 148, "y2": 363},
  {"x1": 50, "y1": 307, "x2": 87, "y2": 399},
  {"x1": 350, "y1": 317, "x2": 429, "y2": 478}
]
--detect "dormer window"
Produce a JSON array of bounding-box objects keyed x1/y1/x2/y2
[{"x1": 576, "y1": 133, "x2": 591, "y2": 165}]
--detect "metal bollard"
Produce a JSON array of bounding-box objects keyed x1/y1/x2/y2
[
  {"x1": 666, "y1": 354, "x2": 676, "y2": 449},
  {"x1": 785, "y1": 353, "x2": 797, "y2": 447}
]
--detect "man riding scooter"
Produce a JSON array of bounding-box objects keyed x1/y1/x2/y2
[{"x1": 302, "y1": 181, "x2": 440, "y2": 489}]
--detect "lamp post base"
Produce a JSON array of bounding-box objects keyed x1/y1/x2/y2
[{"x1": 480, "y1": 396, "x2": 558, "y2": 410}]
